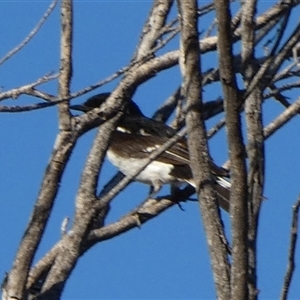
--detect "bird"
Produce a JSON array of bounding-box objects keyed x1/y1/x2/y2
[{"x1": 71, "y1": 93, "x2": 230, "y2": 211}]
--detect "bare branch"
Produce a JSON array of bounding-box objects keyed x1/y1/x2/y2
[
  {"x1": 29, "y1": 125, "x2": 189, "y2": 294},
  {"x1": 264, "y1": 95, "x2": 300, "y2": 138},
  {"x1": 207, "y1": 116, "x2": 226, "y2": 138},
  {"x1": 0, "y1": 0, "x2": 58, "y2": 66},
  {"x1": 64, "y1": 0, "x2": 300, "y2": 108},
  {"x1": 280, "y1": 196, "x2": 300, "y2": 300},
  {"x1": 0, "y1": 101, "x2": 62, "y2": 113},
  {"x1": 27, "y1": 244, "x2": 60, "y2": 292},
  {"x1": 4, "y1": 2, "x2": 300, "y2": 299},
  {"x1": 214, "y1": 0, "x2": 248, "y2": 298},
  {"x1": 177, "y1": 1, "x2": 230, "y2": 299},
  {"x1": 39, "y1": 112, "x2": 121, "y2": 297},
  {"x1": 245, "y1": 18, "x2": 300, "y2": 103},
  {"x1": 27, "y1": 185, "x2": 196, "y2": 291},
  {"x1": 96, "y1": 127, "x2": 187, "y2": 210},
  {"x1": 241, "y1": 1, "x2": 265, "y2": 299},
  {"x1": 4, "y1": 131, "x2": 77, "y2": 299},
  {"x1": 57, "y1": 0, "x2": 73, "y2": 131},
  {"x1": 0, "y1": 73, "x2": 58, "y2": 102},
  {"x1": 197, "y1": 2, "x2": 215, "y2": 17},
  {"x1": 263, "y1": 0, "x2": 293, "y2": 58},
  {"x1": 133, "y1": 0, "x2": 173, "y2": 61},
  {"x1": 87, "y1": 193, "x2": 190, "y2": 245},
  {"x1": 152, "y1": 88, "x2": 181, "y2": 122},
  {"x1": 2, "y1": 2, "x2": 74, "y2": 299}
]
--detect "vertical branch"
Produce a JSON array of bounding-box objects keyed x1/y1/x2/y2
[
  {"x1": 240, "y1": 1, "x2": 264, "y2": 299},
  {"x1": 280, "y1": 196, "x2": 300, "y2": 300},
  {"x1": 58, "y1": 0, "x2": 73, "y2": 130},
  {"x1": 214, "y1": 0, "x2": 248, "y2": 299},
  {"x1": 39, "y1": 114, "x2": 121, "y2": 299},
  {"x1": 176, "y1": 1, "x2": 230, "y2": 299},
  {"x1": 2, "y1": 133, "x2": 76, "y2": 300},
  {"x1": 133, "y1": 0, "x2": 173, "y2": 61},
  {"x1": 2, "y1": 1, "x2": 75, "y2": 300}
]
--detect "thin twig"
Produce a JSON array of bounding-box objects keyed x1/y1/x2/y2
[
  {"x1": 0, "y1": 101, "x2": 62, "y2": 113},
  {"x1": 0, "y1": 73, "x2": 58, "y2": 102},
  {"x1": 280, "y1": 196, "x2": 300, "y2": 300},
  {"x1": 265, "y1": 81, "x2": 300, "y2": 101},
  {"x1": 0, "y1": 0, "x2": 58, "y2": 66},
  {"x1": 264, "y1": 1, "x2": 292, "y2": 57},
  {"x1": 264, "y1": 95, "x2": 300, "y2": 139},
  {"x1": 133, "y1": 0, "x2": 173, "y2": 61}
]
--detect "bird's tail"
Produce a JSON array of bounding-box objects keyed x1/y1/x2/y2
[
  {"x1": 186, "y1": 176, "x2": 231, "y2": 212},
  {"x1": 215, "y1": 176, "x2": 231, "y2": 212}
]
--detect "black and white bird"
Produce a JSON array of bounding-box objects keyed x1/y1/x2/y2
[{"x1": 71, "y1": 93, "x2": 230, "y2": 211}]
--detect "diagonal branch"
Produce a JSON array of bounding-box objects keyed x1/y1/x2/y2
[
  {"x1": 35, "y1": 125, "x2": 189, "y2": 295},
  {"x1": 27, "y1": 185, "x2": 195, "y2": 291},
  {"x1": 4, "y1": 131, "x2": 78, "y2": 300},
  {"x1": 39, "y1": 113, "x2": 122, "y2": 297},
  {"x1": 0, "y1": 0, "x2": 58, "y2": 66},
  {"x1": 264, "y1": 95, "x2": 300, "y2": 138},
  {"x1": 0, "y1": 73, "x2": 58, "y2": 102},
  {"x1": 133, "y1": 0, "x2": 174, "y2": 61}
]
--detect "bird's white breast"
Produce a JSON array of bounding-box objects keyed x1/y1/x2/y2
[{"x1": 107, "y1": 149, "x2": 175, "y2": 185}]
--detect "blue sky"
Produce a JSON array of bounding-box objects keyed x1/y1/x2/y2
[{"x1": 1, "y1": 1, "x2": 300, "y2": 299}]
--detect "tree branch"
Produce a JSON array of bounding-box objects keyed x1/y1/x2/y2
[
  {"x1": 177, "y1": 1, "x2": 230, "y2": 299},
  {"x1": 0, "y1": 0, "x2": 58, "y2": 66},
  {"x1": 214, "y1": 0, "x2": 248, "y2": 298},
  {"x1": 241, "y1": 1, "x2": 265, "y2": 299},
  {"x1": 0, "y1": 73, "x2": 58, "y2": 102},
  {"x1": 133, "y1": 0, "x2": 173, "y2": 61},
  {"x1": 280, "y1": 195, "x2": 300, "y2": 300},
  {"x1": 57, "y1": 0, "x2": 73, "y2": 131}
]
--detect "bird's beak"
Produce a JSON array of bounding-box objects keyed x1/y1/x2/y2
[{"x1": 69, "y1": 104, "x2": 89, "y2": 112}]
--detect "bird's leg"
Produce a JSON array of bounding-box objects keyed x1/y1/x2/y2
[
  {"x1": 169, "y1": 183, "x2": 197, "y2": 210},
  {"x1": 148, "y1": 181, "x2": 162, "y2": 198},
  {"x1": 170, "y1": 184, "x2": 186, "y2": 211},
  {"x1": 170, "y1": 182, "x2": 182, "y2": 197},
  {"x1": 129, "y1": 181, "x2": 163, "y2": 228}
]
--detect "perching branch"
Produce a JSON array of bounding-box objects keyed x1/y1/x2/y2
[{"x1": 3, "y1": 1, "x2": 300, "y2": 299}]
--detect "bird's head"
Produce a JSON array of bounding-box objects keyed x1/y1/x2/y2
[{"x1": 70, "y1": 92, "x2": 143, "y2": 117}]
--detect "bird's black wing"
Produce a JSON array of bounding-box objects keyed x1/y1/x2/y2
[{"x1": 110, "y1": 131, "x2": 228, "y2": 178}]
